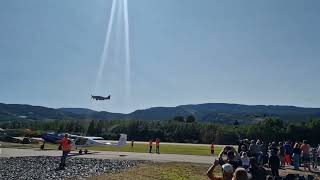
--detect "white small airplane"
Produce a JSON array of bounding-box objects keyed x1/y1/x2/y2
[
  {"x1": 73, "y1": 134, "x2": 127, "y2": 154},
  {"x1": 41, "y1": 132, "x2": 127, "y2": 154}
]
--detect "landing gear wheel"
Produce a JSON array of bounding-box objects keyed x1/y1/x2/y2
[
  {"x1": 79, "y1": 150, "x2": 83, "y2": 154},
  {"x1": 40, "y1": 142, "x2": 45, "y2": 150},
  {"x1": 84, "y1": 149, "x2": 88, "y2": 154}
]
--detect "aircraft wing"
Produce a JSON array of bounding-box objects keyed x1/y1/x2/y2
[{"x1": 85, "y1": 136, "x2": 104, "y2": 140}]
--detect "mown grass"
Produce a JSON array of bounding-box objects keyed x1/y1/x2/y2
[
  {"x1": 90, "y1": 162, "x2": 222, "y2": 180},
  {"x1": 86, "y1": 143, "x2": 222, "y2": 156}
]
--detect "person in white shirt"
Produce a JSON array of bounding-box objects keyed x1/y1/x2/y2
[{"x1": 241, "y1": 152, "x2": 250, "y2": 169}]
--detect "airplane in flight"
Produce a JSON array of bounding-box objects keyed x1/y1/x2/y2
[
  {"x1": 41, "y1": 132, "x2": 127, "y2": 154},
  {"x1": 91, "y1": 95, "x2": 111, "y2": 101}
]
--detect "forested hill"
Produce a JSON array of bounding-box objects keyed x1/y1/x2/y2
[{"x1": 1, "y1": 102, "x2": 320, "y2": 124}]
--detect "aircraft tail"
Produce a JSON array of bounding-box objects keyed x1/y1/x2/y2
[{"x1": 117, "y1": 134, "x2": 127, "y2": 146}]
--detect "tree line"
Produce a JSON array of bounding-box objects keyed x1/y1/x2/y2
[{"x1": 1, "y1": 117, "x2": 320, "y2": 145}]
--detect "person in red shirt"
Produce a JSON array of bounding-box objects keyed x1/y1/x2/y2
[
  {"x1": 156, "y1": 138, "x2": 160, "y2": 154},
  {"x1": 211, "y1": 143, "x2": 215, "y2": 155},
  {"x1": 57, "y1": 134, "x2": 72, "y2": 170},
  {"x1": 301, "y1": 140, "x2": 311, "y2": 171},
  {"x1": 149, "y1": 140, "x2": 153, "y2": 153}
]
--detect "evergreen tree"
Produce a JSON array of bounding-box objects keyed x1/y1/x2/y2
[{"x1": 87, "y1": 120, "x2": 96, "y2": 136}]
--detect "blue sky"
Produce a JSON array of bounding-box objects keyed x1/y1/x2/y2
[{"x1": 0, "y1": 0, "x2": 319, "y2": 113}]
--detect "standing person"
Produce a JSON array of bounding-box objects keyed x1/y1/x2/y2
[
  {"x1": 269, "y1": 150, "x2": 280, "y2": 177},
  {"x1": 317, "y1": 144, "x2": 320, "y2": 169},
  {"x1": 284, "y1": 141, "x2": 293, "y2": 165},
  {"x1": 57, "y1": 134, "x2": 72, "y2": 170},
  {"x1": 311, "y1": 147, "x2": 317, "y2": 169},
  {"x1": 211, "y1": 143, "x2": 215, "y2": 155},
  {"x1": 131, "y1": 140, "x2": 134, "y2": 148},
  {"x1": 255, "y1": 140, "x2": 262, "y2": 165},
  {"x1": 240, "y1": 144, "x2": 247, "y2": 154},
  {"x1": 292, "y1": 143, "x2": 301, "y2": 170},
  {"x1": 260, "y1": 141, "x2": 268, "y2": 165},
  {"x1": 301, "y1": 140, "x2": 311, "y2": 171},
  {"x1": 238, "y1": 140, "x2": 244, "y2": 153},
  {"x1": 249, "y1": 140, "x2": 256, "y2": 158},
  {"x1": 156, "y1": 138, "x2": 160, "y2": 154},
  {"x1": 149, "y1": 139, "x2": 153, "y2": 153},
  {"x1": 279, "y1": 142, "x2": 285, "y2": 168},
  {"x1": 241, "y1": 152, "x2": 250, "y2": 169}
]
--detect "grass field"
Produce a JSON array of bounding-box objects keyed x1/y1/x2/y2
[
  {"x1": 0, "y1": 141, "x2": 222, "y2": 156},
  {"x1": 90, "y1": 162, "x2": 221, "y2": 180},
  {"x1": 86, "y1": 144, "x2": 222, "y2": 156}
]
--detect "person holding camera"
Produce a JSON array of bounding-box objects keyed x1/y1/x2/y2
[{"x1": 218, "y1": 146, "x2": 242, "y2": 170}]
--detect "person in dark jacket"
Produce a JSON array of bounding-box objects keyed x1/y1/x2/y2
[
  {"x1": 249, "y1": 157, "x2": 267, "y2": 180},
  {"x1": 292, "y1": 142, "x2": 301, "y2": 170},
  {"x1": 269, "y1": 150, "x2": 280, "y2": 177},
  {"x1": 279, "y1": 142, "x2": 285, "y2": 168}
]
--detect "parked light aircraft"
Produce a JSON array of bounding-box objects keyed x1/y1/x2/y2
[{"x1": 41, "y1": 132, "x2": 127, "y2": 154}]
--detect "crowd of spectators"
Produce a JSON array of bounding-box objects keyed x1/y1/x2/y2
[{"x1": 207, "y1": 139, "x2": 320, "y2": 180}]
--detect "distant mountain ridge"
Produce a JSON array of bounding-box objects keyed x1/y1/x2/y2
[{"x1": 1, "y1": 102, "x2": 320, "y2": 124}]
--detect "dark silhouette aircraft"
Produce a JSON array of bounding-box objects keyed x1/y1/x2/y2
[{"x1": 91, "y1": 95, "x2": 111, "y2": 101}]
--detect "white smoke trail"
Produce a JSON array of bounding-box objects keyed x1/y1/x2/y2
[
  {"x1": 94, "y1": 0, "x2": 117, "y2": 94},
  {"x1": 123, "y1": 0, "x2": 131, "y2": 98}
]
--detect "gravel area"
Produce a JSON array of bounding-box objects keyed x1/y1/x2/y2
[{"x1": 0, "y1": 156, "x2": 142, "y2": 180}]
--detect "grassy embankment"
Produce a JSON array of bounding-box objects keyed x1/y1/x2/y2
[{"x1": 90, "y1": 162, "x2": 221, "y2": 180}]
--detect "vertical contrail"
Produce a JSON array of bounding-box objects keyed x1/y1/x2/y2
[
  {"x1": 94, "y1": 0, "x2": 117, "y2": 94},
  {"x1": 123, "y1": 0, "x2": 131, "y2": 98}
]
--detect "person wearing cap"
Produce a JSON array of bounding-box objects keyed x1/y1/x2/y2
[
  {"x1": 56, "y1": 133, "x2": 72, "y2": 170},
  {"x1": 207, "y1": 160, "x2": 234, "y2": 180}
]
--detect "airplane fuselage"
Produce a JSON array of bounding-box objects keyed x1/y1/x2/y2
[{"x1": 91, "y1": 95, "x2": 111, "y2": 101}]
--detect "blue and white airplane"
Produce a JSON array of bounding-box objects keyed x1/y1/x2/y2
[{"x1": 41, "y1": 132, "x2": 127, "y2": 154}]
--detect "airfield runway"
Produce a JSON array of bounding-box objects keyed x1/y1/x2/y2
[{"x1": 0, "y1": 148, "x2": 215, "y2": 164}]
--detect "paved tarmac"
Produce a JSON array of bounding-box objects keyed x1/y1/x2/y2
[{"x1": 0, "y1": 148, "x2": 215, "y2": 164}]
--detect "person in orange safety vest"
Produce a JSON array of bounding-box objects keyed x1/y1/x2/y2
[{"x1": 57, "y1": 133, "x2": 72, "y2": 170}]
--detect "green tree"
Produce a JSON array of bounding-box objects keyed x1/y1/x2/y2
[
  {"x1": 87, "y1": 120, "x2": 96, "y2": 136},
  {"x1": 186, "y1": 115, "x2": 196, "y2": 123},
  {"x1": 173, "y1": 116, "x2": 185, "y2": 123}
]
